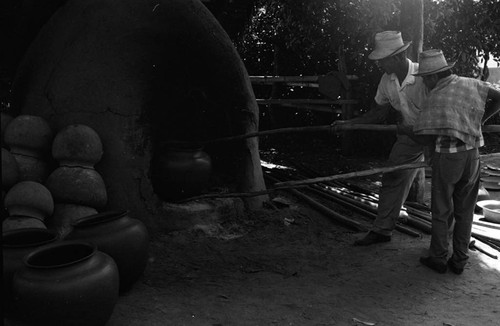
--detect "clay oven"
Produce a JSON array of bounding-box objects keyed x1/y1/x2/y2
[{"x1": 9, "y1": 0, "x2": 267, "y2": 231}]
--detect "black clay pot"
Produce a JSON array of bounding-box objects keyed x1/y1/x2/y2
[
  {"x1": 2, "y1": 228, "x2": 59, "y2": 314},
  {"x1": 12, "y1": 241, "x2": 119, "y2": 326},
  {"x1": 66, "y1": 210, "x2": 149, "y2": 292},
  {"x1": 151, "y1": 145, "x2": 212, "y2": 201}
]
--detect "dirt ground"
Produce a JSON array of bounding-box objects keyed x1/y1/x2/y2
[
  {"x1": 106, "y1": 204, "x2": 500, "y2": 326},
  {"x1": 105, "y1": 134, "x2": 500, "y2": 326},
  {"x1": 5, "y1": 134, "x2": 498, "y2": 326}
]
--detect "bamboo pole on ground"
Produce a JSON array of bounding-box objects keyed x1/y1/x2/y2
[
  {"x1": 264, "y1": 174, "x2": 367, "y2": 232},
  {"x1": 274, "y1": 162, "x2": 429, "y2": 188},
  {"x1": 179, "y1": 161, "x2": 430, "y2": 202}
]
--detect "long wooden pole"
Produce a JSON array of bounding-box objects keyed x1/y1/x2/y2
[{"x1": 201, "y1": 124, "x2": 500, "y2": 144}]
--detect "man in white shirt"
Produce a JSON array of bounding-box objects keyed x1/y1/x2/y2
[{"x1": 337, "y1": 31, "x2": 427, "y2": 245}]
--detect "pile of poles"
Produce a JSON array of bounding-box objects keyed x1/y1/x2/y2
[
  {"x1": 263, "y1": 160, "x2": 500, "y2": 260},
  {"x1": 182, "y1": 123, "x2": 500, "y2": 258}
]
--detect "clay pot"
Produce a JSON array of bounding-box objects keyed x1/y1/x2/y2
[
  {"x1": 3, "y1": 228, "x2": 59, "y2": 314},
  {"x1": 66, "y1": 210, "x2": 149, "y2": 292},
  {"x1": 2, "y1": 148, "x2": 19, "y2": 189},
  {"x1": 48, "y1": 203, "x2": 98, "y2": 238},
  {"x1": 52, "y1": 124, "x2": 103, "y2": 167},
  {"x1": 4, "y1": 181, "x2": 54, "y2": 221},
  {"x1": 4, "y1": 115, "x2": 53, "y2": 157},
  {"x1": 151, "y1": 145, "x2": 212, "y2": 200},
  {"x1": 12, "y1": 241, "x2": 119, "y2": 326},
  {"x1": 3, "y1": 216, "x2": 46, "y2": 232},
  {"x1": 45, "y1": 166, "x2": 107, "y2": 208}
]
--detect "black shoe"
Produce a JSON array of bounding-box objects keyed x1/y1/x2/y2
[
  {"x1": 447, "y1": 259, "x2": 464, "y2": 275},
  {"x1": 420, "y1": 256, "x2": 447, "y2": 274},
  {"x1": 353, "y1": 231, "x2": 391, "y2": 246}
]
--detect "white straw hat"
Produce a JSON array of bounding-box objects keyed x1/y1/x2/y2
[
  {"x1": 413, "y1": 49, "x2": 455, "y2": 76},
  {"x1": 368, "y1": 31, "x2": 412, "y2": 60}
]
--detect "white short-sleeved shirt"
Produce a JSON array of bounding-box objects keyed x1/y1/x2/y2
[{"x1": 374, "y1": 59, "x2": 427, "y2": 125}]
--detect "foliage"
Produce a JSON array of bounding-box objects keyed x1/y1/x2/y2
[
  {"x1": 236, "y1": 0, "x2": 406, "y2": 120},
  {"x1": 232, "y1": 0, "x2": 500, "y2": 147},
  {"x1": 423, "y1": 0, "x2": 500, "y2": 78},
  {"x1": 236, "y1": 0, "x2": 500, "y2": 82},
  {"x1": 237, "y1": 0, "x2": 401, "y2": 76}
]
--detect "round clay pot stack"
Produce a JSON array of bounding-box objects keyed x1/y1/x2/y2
[
  {"x1": 3, "y1": 115, "x2": 54, "y2": 183},
  {"x1": 45, "y1": 124, "x2": 107, "y2": 237},
  {"x1": 3, "y1": 181, "x2": 54, "y2": 232}
]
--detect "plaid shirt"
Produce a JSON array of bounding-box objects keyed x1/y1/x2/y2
[
  {"x1": 414, "y1": 75, "x2": 489, "y2": 148},
  {"x1": 435, "y1": 135, "x2": 477, "y2": 153}
]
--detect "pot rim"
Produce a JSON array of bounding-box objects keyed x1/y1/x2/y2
[
  {"x1": 23, "y1": 240, "x2": 96, "y2": 269},
  {"x1": 71, "y1": 210, "x2": 129, "y2": 228},
  {"x1": 2, "y1": 228, "x2": 59, "y2": 248}
]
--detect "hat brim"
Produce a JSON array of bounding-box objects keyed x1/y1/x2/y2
[
  {"x1": 412, "y1": 62, "x2": 456, "y2": 76},
  {"x1": 368, "y1": 41, "x2": 412, "y2": 60}
]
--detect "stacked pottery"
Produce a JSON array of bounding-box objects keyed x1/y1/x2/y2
[
  {"x1": 11, "y1": 241, "x2": 119, "y2": 326},
  {"x1": 67, "y1": 210, "x2": 149, "y2": 292},
  {"x1": 3, "y1": 115, "x2": 54, "y2": 183},
  {"x1": 3, "y1": 181, "x2": 54, "y2": 231},
  {"x1": 1, "y1": 113, "x2": 18, "y2": 216},
  {"x1": 2, "y1": 228, "x2": 59, "y2": 315},
  {"x1": 45, "y1": 124, "x2": 107, "y2": 237}
]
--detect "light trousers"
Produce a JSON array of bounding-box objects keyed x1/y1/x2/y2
[{"x1": 372, "y1": 135, "x2": 424, "y2": 236}]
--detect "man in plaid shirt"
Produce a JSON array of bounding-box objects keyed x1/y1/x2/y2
[{"x1": 401, "y1": 49, "x2": 500, "y2": 274}]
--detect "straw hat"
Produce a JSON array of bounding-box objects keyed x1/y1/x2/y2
[
  {"x1": 368, "y1": 31, "x2": 412, "y2": 60},
  {"x1": 413, "y1": 49, "x2": 455, "y2": 76}
]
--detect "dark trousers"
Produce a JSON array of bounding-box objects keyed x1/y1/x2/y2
[{"x1": 429, "y1": 148, "x2": 480, "y2": 268}]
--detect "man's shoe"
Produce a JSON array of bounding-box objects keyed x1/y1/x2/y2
[
  {"x1": 420, "y1": 256, "x2": 447, "y2": 274},
  {"x1": 447, "y1": 259, "x2": 464, "y2": 275},
  {"x1": 353, "y1": 231, "x2": 391, "y2": 246}
]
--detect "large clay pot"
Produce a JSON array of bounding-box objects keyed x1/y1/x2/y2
[
  {"x1": 45, "y1": 166, "x2": 107, "y2": 208},
  {"x1": 4, "y1": 181, "x2": 54, "y2": 221},
  {"x1": 2, "y1": 148, "x2": 19, "y2": 190},
  {"x1": 66, "y1": 210, "x2": 149, "y2": 292},
  {"x1": 52, "y1": 124, "x2": 103, "y2": 168},
  {"x1": 3, "y1": 228, "x2": 59, "y2": 314},
  {"x1": 151, "y1": 145, "x2": 212, "y2": 200},
  {"x1": 12, "y1": 241, "x2": 119, "y2": 326}
]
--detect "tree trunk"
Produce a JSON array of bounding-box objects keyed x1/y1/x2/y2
[
  {"x1": 401, "y1": 0, "x2": 425, "y2": 203},
  {"x1": 401, "y1": 0, "x2": 424, "y2": 62}
]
